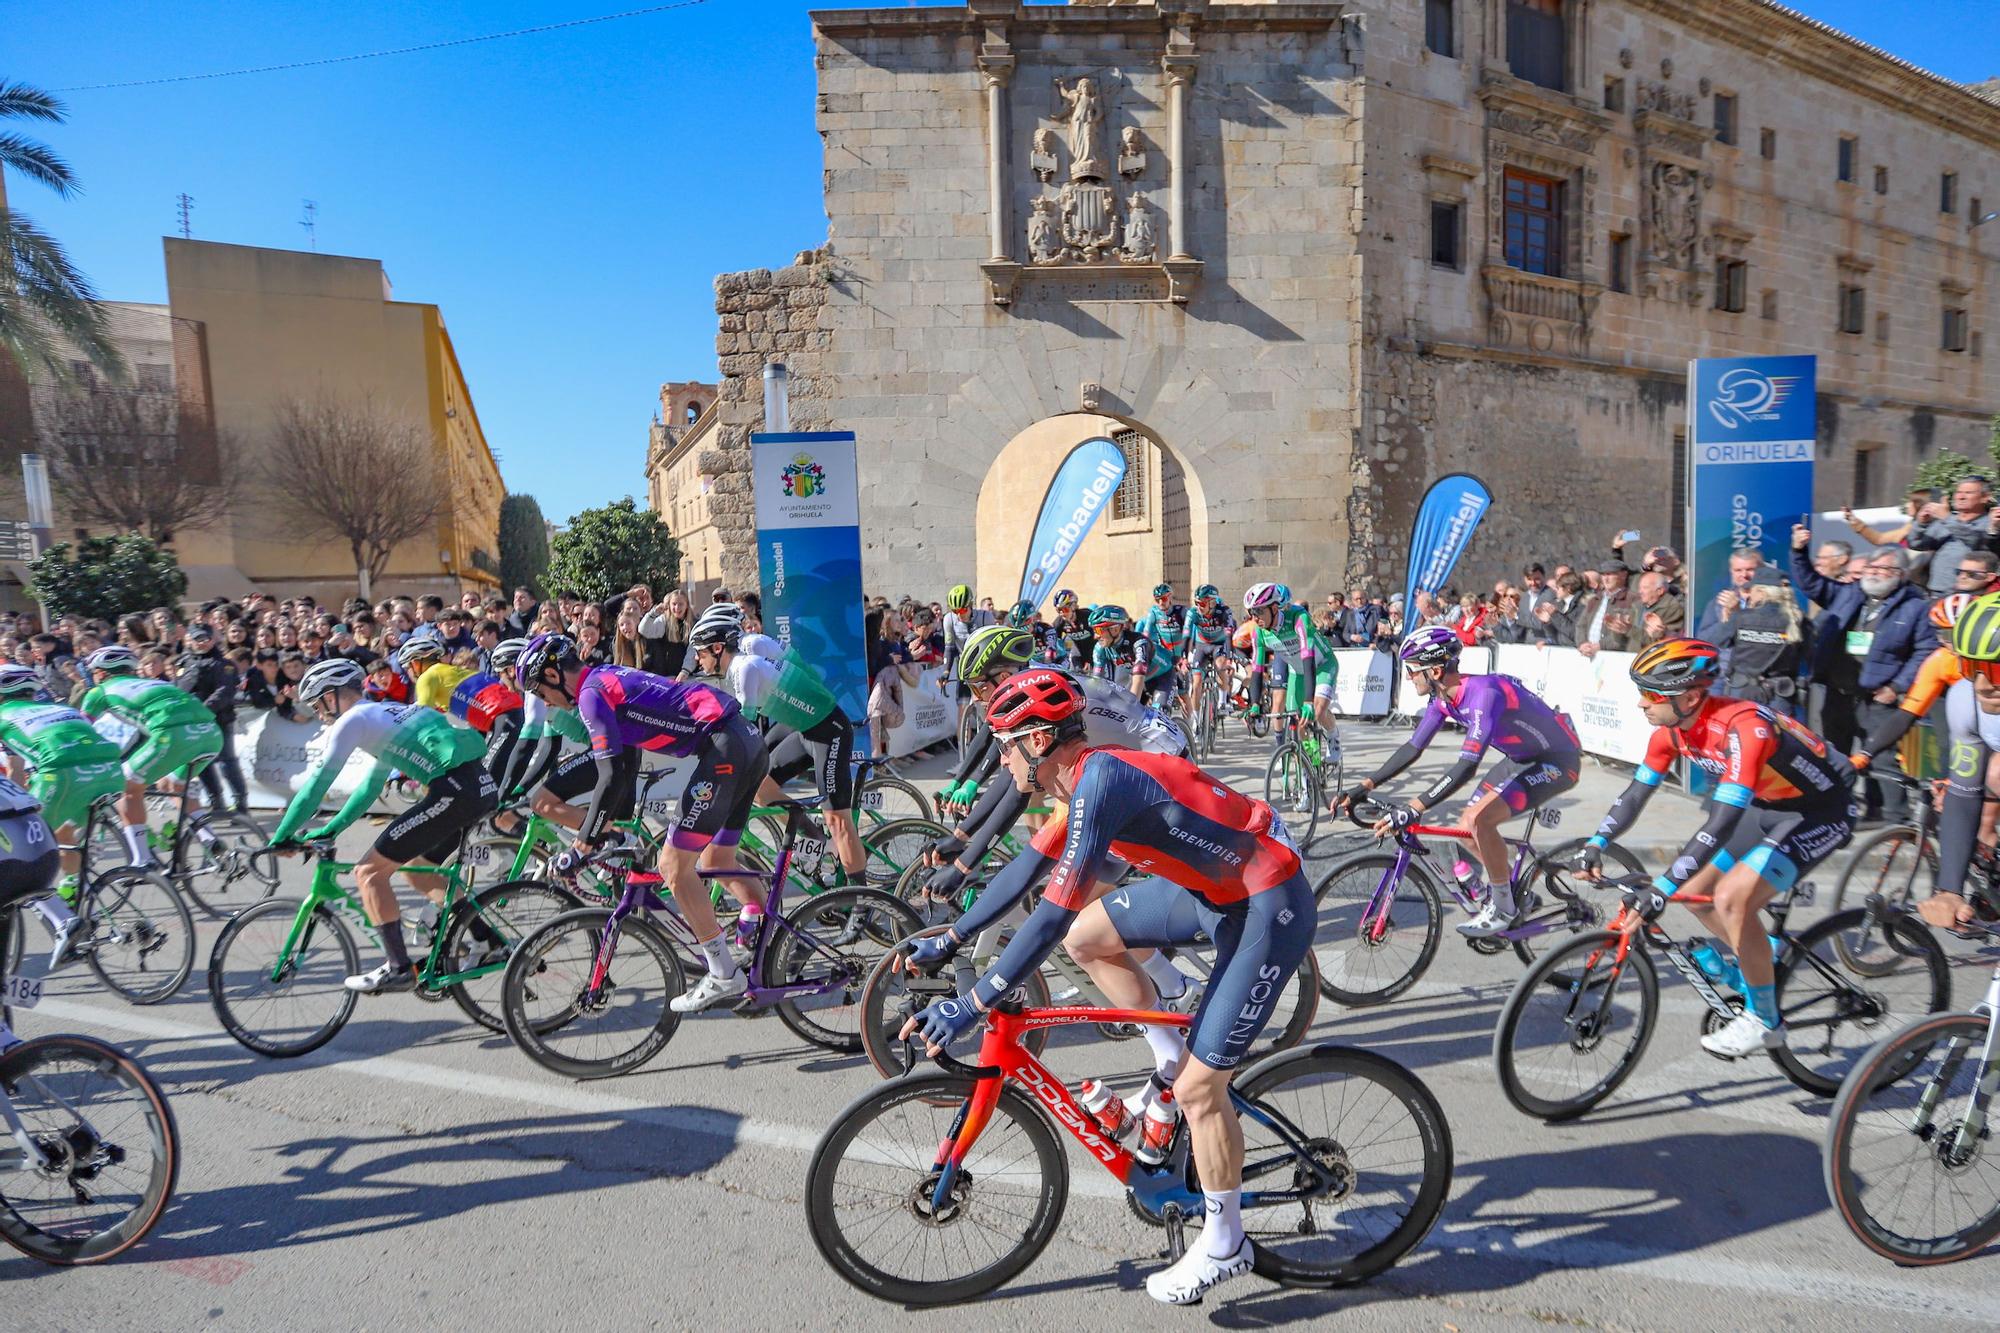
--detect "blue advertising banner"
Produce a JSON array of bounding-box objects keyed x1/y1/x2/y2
[
  {"x1": 1686, "y1": 355, "x2": 1816, "y2": 608},
  {"x1": 752, "y1": 431, "x2": 869, "y2": 725},
  {"x1": 1016, "y1": 436, "x2": 1127, "y2": 609},
  {"x1": 1401, "y1": 473, "x2": 1494, "y2": 617}
]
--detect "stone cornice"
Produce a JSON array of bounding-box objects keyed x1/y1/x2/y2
[
  {"x1": 811, "y1": 4, "x2": 1343, "y2": 37},
  {"x1": 1624, "y1": 0, "x2": 2000, "y2": 149}
]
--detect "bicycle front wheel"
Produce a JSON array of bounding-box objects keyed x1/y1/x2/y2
[
  {"x1": 805, "y1": 1073, "x2": 1069, "y2": 1306},
  {"x1": 1235, "y1": 1044, "x2": 1454, "y2": 1287},
  {"x1": 1771, "y1": 908, "x2": 1953, "y2": 1097},
  {"x1": 1823, "y1": 1011, "x2": 2000, "y2": 1265},
  {"x1": 1493, "y1": 930, "x2": 1658, "y2": 1120},
  {"x1": 500, "y1": 908, "x2": 685, "y2": 1079},
  {"x1": 1264, "y1": 742, "x2": 1321, "y2": 848},
  {"x1": 440, "y1": 879, "x2": 586, "y2": 1032},
  {"x1": 1827, "y1": 826, "x2": 1937, "y2": 974},
  {"x1": 855, "y1": 771, "x2": 933, "y2": 826},
  {"x1": 768, "y1": 888, "x2": 922, "y2": 1051},
  {"x1": 860, "y1": 817, "x2": 947, "y2": 890},
  {"x1": 0, "y1": 1035, "x2": 179, "y2": 1265},
  {"x1": 208, "y1": 897, "x2": 361, "y2": 1057},
  {"x1": 1312, "y1": 853, "x2": 1443, "y2": 1007},
  {"x1": 82, "y1": 867, "x2": 195, "y2": 1004}
]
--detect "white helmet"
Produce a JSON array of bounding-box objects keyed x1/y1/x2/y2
[
  {"x1": 87, "y1": 646, "x2": 140, "y2": 676},
  {"x1": 489, "y1": 637, "x2": 531, "y2": 674},
  {"x1": 694, "y1": 603, "x2": 742, "y2": 629},
  {"x1": 1242, "y1": 582, "x2": 1284, "y2": 612},
  {"x1": 297, "y1": 657, "x2": 365, "y2": 706},
  {"x1": 396, "y1": 630, "x2": 447, "y2": 669},
  {"x1": 0, "y1": 664, "x2": 42, "y2": 697}
]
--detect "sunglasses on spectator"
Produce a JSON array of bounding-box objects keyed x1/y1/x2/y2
[{"x1": 1956, "y1": 568, "x2": 1989, "y2": 580}]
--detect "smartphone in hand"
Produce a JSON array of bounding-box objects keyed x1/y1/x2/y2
[{"x1": 1619, "y1": 529, "x2": 1641, "y2": 544}]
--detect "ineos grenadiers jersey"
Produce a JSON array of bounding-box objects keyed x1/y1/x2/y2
[
  {"x1": 1630, "y1": 696, "x2": 1850, "y2": 810},
  {"x1": 79, "y1": 675, "x2": 215, "y2": 735},
  {"x1": 446, "y1": 670, "x2": 523, "y2": 735},
  {"x1": 1183, "y1": 603, "x2": 1238, "y2": 648},
  {"x1": 1249, "y1": 605, "x2": 1331, "y2": 675},
  {"x1": 0, "y1": 698, "x2": 122, "y2": 771},
  {"x1": 269, "y1": 701, "x2": 488, "y2": 843},
  {"x1": 1091, "y1": 631, "x2": 1153, "y2": 681},
  {"x1": 1028, "y1": 747, "x2": 1301, "y2": 909},
  {"x1": 576, "y1": 665, "x2": 739, "y2": 758},
  {"x1": 1409, "y1": 674, "x2": 1579, "y2": 764}
]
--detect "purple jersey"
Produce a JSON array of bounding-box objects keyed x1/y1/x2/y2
[
  {"x1": 1409, "y1": 673, "x2": 1578, "y2": 764},
  {"x1": 576, "y1": 665, "x2": 739, "y2": 758}
]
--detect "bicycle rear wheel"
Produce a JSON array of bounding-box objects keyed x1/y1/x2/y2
[
  {"x1": 1264, "y1": 742, "x2": 1321, "y2": 848},
  {"x1": 856, "y1": 931, "x2": 1052, "y2": 1080},
  {"x1": 1827, "y1": 826, "x2": 1936, "y2": 974},
  {"x1": 855, "y1": 772, "x2": 933, "y2": 826},
  {"x1": 176, "y1": 811, "x2": 279, "y2": 919},
  {"x1": 1823, "y1": 1011, "x2": 2000, "y2": 1265},
  {"x1": 0, "y1": 1034, "x2": 179, "y2": 1265},
  {"x1": 1234, "y1": 1044, "x2": 1453, "y2": 1287},
  {"x1": 767, "y1": 888, "x2": 922, "y2": 1051},
  {"x1": 82, "y1": 867, "x2": 194, "y2": 1005},
  {"x1": 1493, "y1": 930, "x2": 1658, "y2": 1120},
  {"x1": 805, "y1": 1072, "x2": 1068, "y2": 1305},
  {"x1": 500, "y1": 908, "x2": 685, "y2": 1079},
  {"x1": 860, "y1": 817, "x2": 947, "y2": 890},
  {"x1": 208, "y1": 897, "x2": 361, "y2": 1057},
  {"x1": 1770, "y1": 908, "x2": 1953, "y2": 1097},
  {"x1": 1312, "y1": 853, "x2": 1443, "y2": 1007},
  {"x1": 441, "y1": 880, "x2": 586, "y2": 1032}
]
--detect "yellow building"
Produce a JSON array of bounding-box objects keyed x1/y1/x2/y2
[
  {"x1": 162, "y1": 238, "x2": 503, "y2": 602},
  {"x1": 643, "y1": 380, "x2": 725, "y2": 602}
]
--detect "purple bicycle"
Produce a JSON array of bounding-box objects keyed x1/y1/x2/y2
[
  {"x1": 498, "y1": 800, "x2": 922, "y2": 1078},
  {"x1": 1311, "y1": 798, "x2": 1643, "y2": 1007}
]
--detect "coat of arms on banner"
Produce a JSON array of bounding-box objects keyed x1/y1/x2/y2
[{"x1": 781, "y1": 453, "x2": 826, "y2": 499}]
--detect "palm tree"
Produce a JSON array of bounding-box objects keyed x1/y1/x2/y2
[{"x1": 0, "y1": 80, "x2": 122, "y2": 383}]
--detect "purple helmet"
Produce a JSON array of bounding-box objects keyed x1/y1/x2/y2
[
  {"x1": 515, "y1": 632, "x2": 579, "y2": 691},
  {"x1": 1398, "y1": 626, "x2": 1461, "y2": 670}
]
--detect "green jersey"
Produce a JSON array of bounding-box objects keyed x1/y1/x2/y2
[
  {"x1": 1249, "y1": 605, "x2": 1332, "y2": 675},
  {"x1": 0, "y1": 697, "x2": 123, "y2": 770},
  {"x1": 80, "y1": 675, "x2": 215, "y2": 735},
  {"x1": 271, "y1": 700, "x2": 487, "y2": 843}
]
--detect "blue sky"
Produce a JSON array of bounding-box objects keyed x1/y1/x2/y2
[{"x1": 8, "y1": 1, "x2": 1997, "y2": 525}]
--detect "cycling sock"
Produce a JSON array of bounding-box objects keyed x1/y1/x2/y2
[
  {"x1": 1745, "y1": 982, "x2": 1780, "y2": 1028},
  {"x1": 380, "y1": 920, "x2": 413, "y2": 972},
  {"x1": 1488, "y1": 878, "x2": 1517, "y2": 917},
  {"x1": 33, "y1": 896, "x2": 76, "y2": 930},
  {"x1": 467, "y1": 914, "x2": 502, "y2": 946},
  {"x1": 121, "y1": 823, "x2": 154, "y2": 864},
  {"x1": 698, "y1": 933, "x2": 740, "y2": 981},
  {"x1": 1142, "y1": 1026, "x2": 1188, "y2": 1084},
  {"x1": 1202, "y1": 1188, "x2": 1246, "y2": 1257},
  {"x1": 1138, "y1": 951, "x2": 1191, "y2": 1000}
]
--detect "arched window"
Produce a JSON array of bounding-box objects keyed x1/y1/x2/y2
[{"x1": 685, "y1": 401, "x2": 703, "y2": 425}]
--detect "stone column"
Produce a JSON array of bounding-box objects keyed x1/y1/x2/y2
[
  {"x1": 978, "y1": 48, "x2": 1015, "y2": 263},
  {"x1": 1162, "y1": 41, "x2": 1198, "y2": 261}
]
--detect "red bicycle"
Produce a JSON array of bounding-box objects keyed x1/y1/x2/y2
[{"x1": 804, "y1": 987, "x2": 1453, "y2": 1306}]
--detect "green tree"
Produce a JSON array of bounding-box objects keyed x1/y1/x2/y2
[
  {"x1": 29, "y1": 533, "x2": 186, "y2": 620},
  {"x1": 0, "y1": 81, "x2": 122, "y2": 382},
  {"x1": 1913, "y1": 450, "x2": 1983, "y2": 498},
  {"x1": 498, "y1": 492, "x2": 550, "y2": 597},
  {"x1": 546, "y1": 497, "x2": 680, "y2": 603}
]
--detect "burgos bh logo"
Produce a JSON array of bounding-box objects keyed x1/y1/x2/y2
[
  {"x1": 687, "y1": 781, "x2": 716, "y2": 804},
  {"x1": 1708, "y1": 367, "x2": 1803, "y2": 430},
  {"x1": 781, "y1": 453, "x2": 827, "y2": 500}
]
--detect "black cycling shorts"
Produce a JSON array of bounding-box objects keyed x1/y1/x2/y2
[
  {"x1": 1714, "y1": 800, "x2": 1853, "y2": 893},
  {"x1": 374, "y1": 760, "x2": 499, "y2": 864},
  {"x1": 1477, "y1": 752, "x2": 1581, "y2": 816},
  {"x1": 766, "y1": 710, "x2": 857, "y2": 811},
  {"x1": 542, "y1": 748, "x2": 607, "y2": 804},
  {"x1": 672, "y1": 714, "x2": 771, "y2": 852}
]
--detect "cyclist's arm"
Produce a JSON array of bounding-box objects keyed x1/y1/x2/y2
[
  {"x1": 1586, "y1": 728, "x2": 1676, "y2": 851},
  {"x1": 950, "y1": 713, "x2": 994, "y2": 787},
  {"x1": 484, "y1": 710, "x2": 524, "y2": 789},
  {"x1": 953, "y1": 780, "x2": 1030, "y2": 867},
  {"x1": 1638, "y1": 720, "x2": 1772, "y2": 896},
  {"x1": 1413, "y1": 698, "x2": 1496, "y2": 808},
  {"x1": 572, "y1": 690, "x2": 627, "y2": 843},
  {"x1": 307, "y1": 759, "x2": 393, "y2": 840},
  {"x1": 270, "y1": 711, "x2": 365, "y2": 843},
  {"x1": 947, "y1": 845, "x2": 1051, "y2": 943},
  {"x1": 1361, "y1": 700, "x2": 1447, "y2": 790}
]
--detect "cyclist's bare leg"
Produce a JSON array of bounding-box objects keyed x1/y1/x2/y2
[
  {"x1": 828, "y1": 808, "x2": 865, "y2": 879},
  {"x1": 532, "y1": 789, "x2": 584, "y2": 832},
  {"x1": 1063, "y1": 890, "x2": 1189, "y2": 1064},
  {"x1": 1174, "y1": 1057, "x2": 1243, "y2": 1193},
  {"x1": 1459, "y1": 790, "x2": 1513, "y2": 886},
  {"x1": 1706, "y1": 862, "x2": 1779, "y2": 990},
  {"x1": 118, "y1": 779, "x2": 147, "y2": 829}
]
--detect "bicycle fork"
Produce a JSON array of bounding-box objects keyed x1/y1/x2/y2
[{"x1": 1914, "y1": 974, "x2": 2000, "y2": 1152}]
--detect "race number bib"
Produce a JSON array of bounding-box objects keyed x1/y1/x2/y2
[
  {"x1": 2, "y1": 973, "x2": 44, "y2": 1010},
  {"x1": 859, "y1": 788, "x2": 885, "y2": 811},
  {"x1": 463, "y1": 842, "x2": 494, "y2": 867},
  {"x1": 792, "y1": 836, "x2": 827, "y2": 875}
]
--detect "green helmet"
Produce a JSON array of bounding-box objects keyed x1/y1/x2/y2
[
  {"x1": 946, "y1": 584, "x2": 972, "y2": 611},
  {"x1": 1007, "y1": 599, "x2": 1036, "y2": 627},
  {"x1": 1089, "y1": 604, "x2": 1129, "y2": 628},
  {"x1": 961, "y1": 624, "x2": 1037, "y2": 681},
  {"x1": 1194, "y1": 584, "x2": 1220, "y2": 605},
  {"x1": 1954, "y1": 591, "x2": 2000, "y2": 662}
]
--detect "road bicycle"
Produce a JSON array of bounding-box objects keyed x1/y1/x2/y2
[
  {"x1": 1312, "y1": 800, "x2": 1643, "y2": 1006},
  {"x1": 1262, "y1": 710, "x2": 1339, "y2": 849},
  {"x1": 0, "y1": 908, "x2": 180, "y2": 1265},
  {"x1": 1823, "y1": 918, "x2": 2000, "y2": 1265},
  {"x1": 804, "y1": 994, "x2": 1453, "y2": 1305},
  {"x1": 1492, "y1": 875, "x2": 1954, "y2": 1119},
  {"x1": 206, "y1": 839, "x2": 582, "y2": 1057},
  {"x1": 498, "y1": 799, "x2": 922, "y2": 1078},
  {"x1": 1824, "y1": 773, "x2": 2000, "y2": 974},
  {"x1": 135, "y1": 778, "x2": 277, "y2": 920},
  {"x1": 7, "y1": 795, "x2": 195, "y2": 1006},
  {"x1": 850, "y1": 754, "x2": 934, "y2": 826}
]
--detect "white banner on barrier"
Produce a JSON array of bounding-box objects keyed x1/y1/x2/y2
[
  {"x1": 1388, "y1": 645, "x2": 1493, "y2": 718},
  {"x1": 1327, "y1": 648, "x2": 1397, "y2": 718},
  {"x1": 1382, "y1": 644, "x2": 1653, "y2": 766}
]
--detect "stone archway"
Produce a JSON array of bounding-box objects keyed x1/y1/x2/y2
[{"x1": 974, "y1": 411, "x2": 1209, "y2": 611}]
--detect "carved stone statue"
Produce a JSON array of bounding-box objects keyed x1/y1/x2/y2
[
  {"x1": 1117, "y1": 194, "x2": 1156, "y2": 263},
  {"x1": 1030, "y1": 127, "x2": 1058, "y2": 184},
  {"x1": 1054, "y1": 76, "x2": 1107, "y2": 181},
  {"x1": 1027, "y1": 196, "x2": 1065, "y2": 265},
  {"x1": 1118, "y1": 125, "x2": 1146, "y2": 178},
  {"x1": 1647, "y1": 161, "x2": 1701, "y2": 268},
  {"x1": 1059, "y1": 179, "x2": 1119, "y2": 260}
]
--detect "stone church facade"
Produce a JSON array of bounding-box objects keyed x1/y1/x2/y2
[{"x1": 666, "y1": 0, "x2": 2000, "y2": 609}]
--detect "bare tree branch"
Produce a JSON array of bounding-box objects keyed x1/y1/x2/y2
[
  {"x1": 42, "y1": 383, "x2": 239, "y2": 542},
  {"x1": 260, "y1": 393, "x2": 443, "y2": 598}
]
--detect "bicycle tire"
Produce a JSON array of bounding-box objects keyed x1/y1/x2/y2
[
  {"x1": 1263, "y1": 742, "x2": 1321, "y2": 848},
  {"x1": 440, "y1": 880, "x2": 587, "y2": 1032},
  {"x1": 1233, "y1": 1043, "x2": 1454, "y2": 1288},
  {"x1": 208, "y1": 897, "x2": 361, "y2": 1058},
  {"x1": 1311, "y1": 852, "x2": 1444, "y2": 1007},
  {"x1": 1518, "y1": 838, "x2": 1644, "y2": 967},
  {"x1": 500, "y1": 907, "x2": 686, "y2": 1079},
  {"x1": 458, "y1": 832, "x2": 527, "y2": 891},
  {"x1": 856, "y1": 772, "x2": 934, "y2": 825},
  {"x1": 856, "y1": 931, "x2": 1052, "y2": 1081},
  {"x1": 860, "y1": 817, "x2": 948, "y2": 889},
  {"x1": 0, "y1": 1034, "x2": 180, "y2": 1266},
  {"x1": 1823, "y1": 1010, "x2": 2000, "y2": 1265},
  {"x1": 175, "y1": 811, "x2": 279, "y2": 919},
  {"x1": 889, "y1": 855, "x2": 964, "y2": 930},
  {"x1": 1493, "y1": 929, "x2": 1658, "y2": 1120},
  {"x1": 4, "y1": 904, "x2": 22, "y2": 991},
  {"x1": 806, "y1": 1072, "x2": 1069, "y2": 1305},
  {"x1": 1827, "y1": 825, "x2": 1937, "y2": 975},
  {"x1": 1770, "y1": 907, "x2": 1953, "y2": 1097},
  {"x1": 957, "y1": 704, "x2": 981, "y2": 759},
  {"x1": 768, "y1": 888, "x2": 923, "y2": 1051},
  {"x1": 82, "y1": 867, "x2": 194, "y2": 1005}
]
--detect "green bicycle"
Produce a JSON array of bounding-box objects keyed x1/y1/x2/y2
[{"x1": 206, "y1": 840, "x2": 583, "y2": 1057}]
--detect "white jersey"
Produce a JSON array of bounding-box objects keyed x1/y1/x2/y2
[
  {"x1": 725, "y1": 652, "x2": 779, "y2": 714},
  {"x1": 1945, "y1": 678, "x2": 2000, "y2": 751},
  {"x1": 1070, "y1": 669, "x2": 1187, "y2": 756},
  {"x1": 740, "y1": 632, "x2": 784, "y2": 664}
]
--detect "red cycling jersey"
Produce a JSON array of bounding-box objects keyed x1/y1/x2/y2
[
  {"x1": 1637, "y1": 695, "x2": 1847, "y2": 807},
  {"x1": 1028, "y1": 746, "x2": 1303, "y2": 910}
]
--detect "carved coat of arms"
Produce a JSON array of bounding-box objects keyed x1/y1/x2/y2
[{"x1": 1059, "y1": 180, "x2": 1120, "y2": 260}]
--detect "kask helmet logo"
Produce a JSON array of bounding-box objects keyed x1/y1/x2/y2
[{"x1": 781, "y1": 453, "x2": 827, "y2": 499}]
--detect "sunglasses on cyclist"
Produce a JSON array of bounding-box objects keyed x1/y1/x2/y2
[
  {"x1": 1958, "y1": 655, "x2": 2000, "y2": 685},
  {"x1": 1637, "y1": 688, "x2": 1684, "y2": 706}
]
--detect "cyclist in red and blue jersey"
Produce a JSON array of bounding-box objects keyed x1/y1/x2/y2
[
  {"x1": 904, "y1": 668, "x2": 1313, "y2": 1305},
  {"x1": 1576, "y1": 637, "x2": 1854, "y2": 1059},
  {"x1": 1336, "y1": 627, "x2": 1582, "y2": 937},
  {"x1": 444, "y1": 658, "x2": 530, "y2": 797},
  {"x1": 516, "y1": 633, "x2": 771, "y2": 1013}
]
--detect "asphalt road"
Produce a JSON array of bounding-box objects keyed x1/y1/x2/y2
[{"x1": 7, "y1": 715, "x2": 1999, "y2": 1331}]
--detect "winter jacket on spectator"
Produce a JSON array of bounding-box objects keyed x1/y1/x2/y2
[
  {"x1": 1634, "y1": 590, "x2": 1686, "y2": 648},
  {"x1": 1340, "y1": 603, "x2": 1382, "y2": 647},
  {"x1": 1907, "y1": 514, "x2": 2000, "y2": 594},
  {"x1": 176, "y1": 647, "x2": 239, "y2": 723},
  {"x1": 1575, "y1": 586, "x2": 1638, "y2": 651},
  {"x1": 1789, "y1": 548, "x2": 1930, "y2": 692}
]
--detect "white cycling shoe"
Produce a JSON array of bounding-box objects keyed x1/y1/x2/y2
[
  {"x1": 344, "y1": 961, "x2": 416, "y2": 994},
  {"x1": 46, "y1": 915, "x2": 85, "y2": 971},
  {"x1": 1700, "y1": 1010, "x2": 1785, "y2": 1058},
  {"x1": 1457, "y1": 889, "x2": 1538, "y2": 939},
  {"x1": 1145, "y1": 1234, "x2": 1255, "y2": 1305},
  {"x1": 671, "y1": 968, "x2": 750, "y2": 1013}
]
